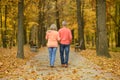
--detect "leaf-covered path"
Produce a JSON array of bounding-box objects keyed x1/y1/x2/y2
[{"x1": 1, "y1": 47, "x2": 120, "y2": 80}]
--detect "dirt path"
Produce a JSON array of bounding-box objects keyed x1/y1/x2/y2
[{"x1": 1, "y1": 47, "x2": 120, "y2": 80}]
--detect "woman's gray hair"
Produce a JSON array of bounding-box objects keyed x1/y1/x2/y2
[
  {"x1": 50, "y1": 24, "x2": 57, "y2": 30},
  {"x1": 62, "y1": 21, "x2": 67, "y2": 26}
]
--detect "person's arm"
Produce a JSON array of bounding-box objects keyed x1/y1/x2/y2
[{"x1": 45, "y1": 30, "x2": 51, "y2": 40}]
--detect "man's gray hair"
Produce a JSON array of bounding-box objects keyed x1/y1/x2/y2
[
  {"x1": 50, "y1": 24, "x2": 57, "y2": 30},
  {"x1": 62, "y1": 21, "x2": 67, "y2": 26}
]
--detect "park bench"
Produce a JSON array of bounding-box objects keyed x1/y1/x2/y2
[
  {"x1": 74, "y1": 40, "x2": 83, "y2": 52},
  {"x1": 29, "y1": 41, "x2": 38, "y2": 52},
  {"x1": 30, "y1": 45, "x2": 38, "y2": 52}
]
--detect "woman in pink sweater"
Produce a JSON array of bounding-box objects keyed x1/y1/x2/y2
[{"x1": 45, "y1": 24, "x2": 60, "y2": 68}]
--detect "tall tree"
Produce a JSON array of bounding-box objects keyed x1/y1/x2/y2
[
  {"x1": 96, "y1": 0, "x2": 110, "y2": 57},
  {"x1": 3, "y1": 5, "x2": 8, "y2": 48},
  {"x1": 38, "y1": 0, "x2": 46, "y2": 47},
  {"x1": 115, "y1": 1, "x2": 120, "y2": 47},
  {"x1": 76, "y1": 0, "x2": 85, "y2": 50},
  {"x1": 0, "y1": 0, "x2": 2, "y2": 46},
  {"x1": 55, "y1": 0, "x2": 60, "y2": 30},
  {"x1": 23, "y1": 20, "x2": 27, "y2": 44},
  {"x1": 17, "y1": 0, "x2": 24, "y2": 59}
]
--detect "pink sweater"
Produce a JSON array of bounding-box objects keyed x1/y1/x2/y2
[
  {"x1": 45, "y1": 30, "x2": 60, "y2": 47},
  {"x1": 58, "y1": 27, "x2": 72, "y2": 45}
]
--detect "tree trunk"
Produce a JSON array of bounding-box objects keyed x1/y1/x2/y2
[
  {"x1": 13, "y1": 19, "x2": 16, "y2": 46},
  {"x1": 96, "y1": 0, "x2": 111, "y2": 57},
  {"x1": 55, "y1": 0, "x2": 60, "y2": 30},
  {"x1": 23, "y1": 23, "x2": 27, "y2": 44},
  {"x1": 38, "y1": 0, "x2": 46, "y2": 47},
  {"x1": 81, "y1": 1, "x2": 85, "y2": 49},
  {"x1": 118, "y1": 27, "x2": 120, "y2": 47},
  {"x1": 4, "y1": 5, "x2": 7, "y2": 35},
  {"x1": 17, "y1": 0, "x2": 24, "y2": 59},
  {"x1": 0, "y1": 2, "x2": 2, "y2": 47},
  {"x1": 0, "y1": 7, "x2": 4, "y2": 47},
  {"x1": 42, "y1": 27, "x2": 46, "y2": 46},
  {"x1": 38, "y1": 26, "x2": 42, "y2": 48},
  {"x1": 76, "y1": 0, "x2": 85, "y2": 50},
  {"x1": 2, "y1": 5, "x2": 8, "y2": 48},
  {"x1": 38, "y1": 0, "x2": 41, "y2": 48},
  {"x1": 116, "y1": 2, "x2": 120, "y2": 47}
]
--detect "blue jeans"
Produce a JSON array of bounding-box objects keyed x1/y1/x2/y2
[
  {"x1": 59, "y1": 44, "x2": 70, "y2": 65},
  {"x1": 48, "y1": 47, "x2": 57, "y2": 66}
]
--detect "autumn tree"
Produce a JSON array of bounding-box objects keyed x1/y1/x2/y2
[
  {"x1": 76, "y1": 0, "x2": 85, "y2": 50},
  {"x1": 55, "y1": 0, "x2": 60, "y2": 30},
  {"x1": 0, "y1": 0, "x2": 2, "y2": 47},
  {"x1": 17, "y1": 0, "x2": 24, "y2": 59},
  {"x1": 0, "y1": 5, "x2": 8, "y2": 48},
  {"x1": 96, "y1": 0, "x2": 111, "y2": 57},
  {"x1": 38, "y1": 0, "x2": 46, "y2": 47},
  {"x1": 115, "y1": 0, "x2": 120, "y2": 47}
]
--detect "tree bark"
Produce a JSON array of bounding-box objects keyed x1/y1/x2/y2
[
  {"x1": 17, "y1": 0, "x2": 24, "y2": 59},
  {"x1": 23, "y1": 23, "x2": 27, "y2": 44},
  {"x1": 0, "y1": 1, "x2": 2, "y2": 47},
  {"x1": 38, "y1": 0, "x2": 46, "y2": 48},
  {"x1": 115, "y1": 2, "x2": 120, "y2": 47},
  {"x1": 55, "y1": 0, "x2": 60, "y2": 30},
  {"x1": 76, "y1": 0, "x2": 85, "y2": 50},
  {"x1": 96, "y1": 0, "x2": 111, "y2": 57},
  {"x1": 2, "y1": 5, "x2": 8, "y2": 48}
]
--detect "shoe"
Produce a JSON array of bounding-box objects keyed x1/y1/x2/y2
[
  {"x1": 61, "y1": 64, "x2": 65, "y2": 67},
  {"x1": 50, "y1": 66, "x2": 54, "y2": 68},
  {"x1": 64, "y1": 64, "x2": 68, "y2": 68}
]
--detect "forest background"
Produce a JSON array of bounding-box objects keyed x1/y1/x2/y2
[{"x1": 0, "y1": 0, "x2": 120, "y2": 78}]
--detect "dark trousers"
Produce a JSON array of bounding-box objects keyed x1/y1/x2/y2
[{"x1": 59, "y1": 44, "x2": 70, "y2": 65}]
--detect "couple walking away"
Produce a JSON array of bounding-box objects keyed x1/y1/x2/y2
[{"x1": 45, "y1": 21, "x2": 72, "y2": 68}]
